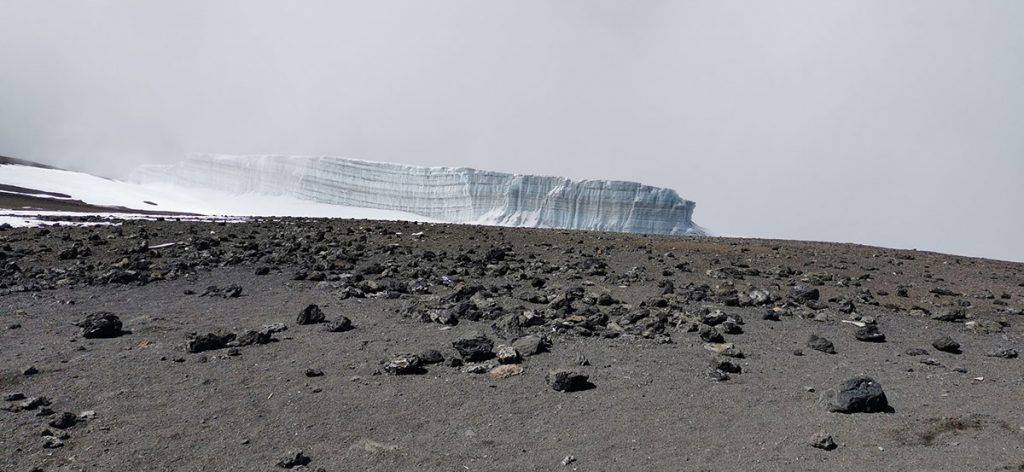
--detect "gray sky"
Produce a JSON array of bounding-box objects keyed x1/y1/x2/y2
[{"x1": 1, "y1": 1, "x2": 1022, "y2": 262}]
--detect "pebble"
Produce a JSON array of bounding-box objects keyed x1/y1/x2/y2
[
  {"x1": 932, "y1": 335, "x2": 961, "y2": 354},
  {"x1": 810, "y1": 431, "x2": 837, "y2": 451},
  {"x1": 546, "y1": 370, "x2": 590, "y2": 392},
  {"x1": 807, "y1": 335, "x2": 836, "y2": 354}
]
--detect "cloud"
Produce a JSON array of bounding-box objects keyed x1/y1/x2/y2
[{"x1": 1, "y1": 0, "x2": 1022, "y2": 261}]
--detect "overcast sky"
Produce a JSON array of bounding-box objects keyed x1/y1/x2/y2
[{"x1": 1, "y1": 1, "x2": 1022, "y2": 262}]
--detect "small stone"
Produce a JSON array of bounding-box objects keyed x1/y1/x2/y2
[
  {"x1": 704, "y1": 343, "x2": 744, "y2": 358},
  {"x1": 965, "y1": 320, "x2": 1003, "y2": 335},
  {"x1": 932, "y1": 335, "x2": 961, "y2": 354},
  {"x1": 452, "y1": 331, "x2": 494, "y2": 362},
  {"x1": 807, "y1": 335, "x2": 836, "y2": 354},
  {"x1": 707, "y1": 369, "x2": 730, "y2": 382},
  {"x1": 262, "y1": 323, "x2": 288, "y2": 334},
  {"x1": 383, "y1": 354, "x2": 423, "y2": 375},
  {"x1": 496, "y1": 345, "x2": 521, "y2": 364},
  {"x1": 711, "y1": 358, "x2": 742, "y2": 374},
  {"x1": 489, "y1": 364, "x2": 525, "y2": 379},
  {"x1": 235, "y1": 329, "x2": 272, "y2": 346},
  {"x1": 186, "y1": 332, "x2": 236, "y2": 353},
  {"x1": 561, "y1": 455, "x2": 577, "y2": 466},
  {"x1": 304, "y1": 368, "x2": 324, "y2": 377},
  {"x1": 792, "y1": 349, "x2": 804, "y2": 356},
  {"x1": 546, "y1": 370, "x2": 590, "y2": 392},
  {"x1": 511, "y1": 335, "x2": 547, "y2": 357},
  {"x1": 419, "y1": 349, "x2": 445, "y2": 364},
  {"x1": 297, "y1": 304, "x2": 326, "y2": 325},
  {"x1": 42, "y1": 436, "x2": 64, "y2": 449},
  {"x1": 444, "y1": 357, "x2": 464, "y2": 368},
  {"x1": 854, "y1": 325, "x2": 886, "y2": 342},
  {"x1": 462, "y1": 363, "x2": 497, "y2": 374},
  {"x1": 987, "y1": 347, "x2": 1018, "y2": 359},
  {"x1": 277, "y1": 450, "x2": 311, "y2": 468},
  {"x1": 575, "y1": 354, "x2": 591, "y2": 366},
  {"x1": 75, "y1": 312, "x2": 124, "y2": 338},
  {"x1": 905, "y1": 348, "x2": 929, "y2": 356},
  {"x1": 702, "y1": 310, "x2": 728, "y2": 326},
  {"x1": 790, "y1": 285, "x2": 820, "y2": 302},
  {"x1": 931, "y1": 307, "x2": 967, "y2": 322},
  {"x1": 810, "y1": 431, "x2": 837, "y2": 451},
  {"x1": 698, "y1": 325, "x2": 724, "y2": 343},
  {"x1": 323, "y1": 316, "x2": 354, "y2": 332},
  {"x1": 4, "y1": 392, "x2": 26, "y2": 402},
  {"x1": 23, "y1": 366, "x2": 39, "y2": 376},
  {"x1": 48, "y1": 412, "x2": 78, "y2": 429},
  {"x1": 829, "y1": 376, "x2": 891, "y2": 413}
]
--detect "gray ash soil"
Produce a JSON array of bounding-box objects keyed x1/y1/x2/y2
[{"x1": 1, "y1": 218, "x2": 1023, "y2": 471}]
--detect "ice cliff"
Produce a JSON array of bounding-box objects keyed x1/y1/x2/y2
[{"x1": 131, "y1": 154, "x2": 705, "y2": 235}]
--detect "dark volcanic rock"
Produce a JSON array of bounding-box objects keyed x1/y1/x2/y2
[
  {"x1": 296, "y1": 304, "x2": 326, "y2": 325},
  {"x1": 986, "y1": 347, "x2": 1018, "y2": 359},
  {"x1": 419, "y1": 349, "x2": 445, "y2": 364},
  {"x1": 452, "y1": 331, "x2": 495, "y2": 361},
  {"x1": 186, "y1": 332, "x2": 236, "y2": 353},
  {"x1": 931, "y1": 307, "x2": 967, "y2": 322},
  {"x1": 48, "y1": 412, "x2": 78, "y2": 429},
  {"x1": 711, "y1": 358, "x2": 742, "y2": 374},
  {"x1": 829, "y1": 376, "x2": 891, "y2": 413},
  {"x1": 698, "y1": 325, "x2": 724, "y2": 343},
  {"x1": 790, "y1": 285, "x2": 820, "y2": 302},
  {"x1": 932, "y1": 335, "x2": 961, "y2": 354},
  {"x1": 511, "y1": 335, "x2": 548, "y2": 357},
  {"x1": 277, "y1": 450, "x2": 311, "y2": 468},
  {"x1": 323, "y1": 316, "x2": 354, "y2": 332},
  {"x1": 707, "y1": 368, "x2": 731, "y2": 382},
  {"x1": 235, "y1": 329, "x2": 272, "y2": 346},
  {"x1": 546, "y1": 370, "x2": 591, "y2": 392},
  {"x1": 810, "y1": 431, "x2": 837, "y2": 451},
  {"x1": 202, "y1": 284, "x2": 243, "y2": 298},
  {"x1": 854, "y1": 325, "x2": 886, "y2": 342},
  {"x1": 75, "y1": 312, "x2": 124, "y2": 338},
  {"x1": 807, "y1": 335, "x2": 836, "y2": 354}
]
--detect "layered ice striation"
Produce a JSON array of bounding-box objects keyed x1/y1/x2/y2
[{"x1": 131, "y1": 154, "x2": 705, "y2": 235}]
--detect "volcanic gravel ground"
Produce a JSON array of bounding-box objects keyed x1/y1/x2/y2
[{"x1": 1, "y1": 218, "x2": 1023, "y2": 471}]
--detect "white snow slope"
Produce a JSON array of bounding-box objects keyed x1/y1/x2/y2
[
  {"x1": 132, "y1": 154, "x2": 705, "y2": 235},
  {"x1": 0, "y1": 163, "x2": 432, "y2": 221}
]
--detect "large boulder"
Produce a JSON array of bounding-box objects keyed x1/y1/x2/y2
[{"x1": 829, "y1": 376, "x2": 891, "y2": 413}]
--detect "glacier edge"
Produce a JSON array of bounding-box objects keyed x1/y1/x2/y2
[{"x1": 130, "y1": 154, "x2": 706, "y2": 236}]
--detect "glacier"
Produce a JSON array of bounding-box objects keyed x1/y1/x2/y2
[{"x1": 130, "y1": 154, "x2": 705, "y2": 235}]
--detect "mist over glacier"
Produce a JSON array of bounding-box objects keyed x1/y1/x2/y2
[{"x1": 1, "y1": 1, "x2": 1022, "y2": 261}]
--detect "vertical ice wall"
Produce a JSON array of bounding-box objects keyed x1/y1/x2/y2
[{"x1": 131, "y1": 154, "x2": 704, "y2": 235}]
